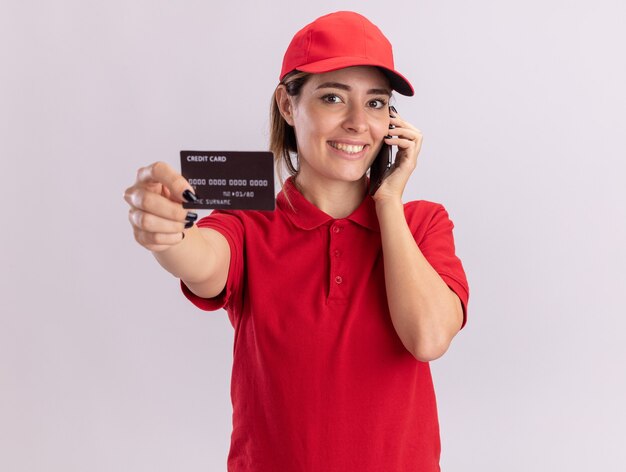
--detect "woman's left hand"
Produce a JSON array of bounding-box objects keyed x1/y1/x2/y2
[{"x1": 372, "y1": 107, "x2": 423, "y2": 203}]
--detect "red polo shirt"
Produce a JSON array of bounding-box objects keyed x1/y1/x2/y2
[{"x1": 181, "y1": 178, "x2": 469, "y2": 472}]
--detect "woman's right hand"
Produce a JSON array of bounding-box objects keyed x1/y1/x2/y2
[{"x1": 124, "y1": 161, "x2": 199, "y2": 252}]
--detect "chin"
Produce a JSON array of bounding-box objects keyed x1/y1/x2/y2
[{"x1": 331, "y1": 170, "x2": 369, "y2": 184}]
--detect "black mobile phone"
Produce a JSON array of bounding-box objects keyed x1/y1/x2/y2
[
  {"x1": 368, "y1": 105, "x2": 396, "y2": 195},
  {"x1": 368, "y1": 142, "x2": 392, "y2": 195}
]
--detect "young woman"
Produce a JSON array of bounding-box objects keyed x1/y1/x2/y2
[{"x1": 124, "y1": 11, "x2": 469, "y2": 472}]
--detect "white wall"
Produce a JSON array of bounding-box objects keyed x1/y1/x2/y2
[{"x1": 1, "y1": 1, "x2": 625, "y2": 470}]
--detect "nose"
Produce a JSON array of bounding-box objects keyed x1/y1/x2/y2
[{"x1": 342, "y1": 104, "x2": 368, "y2": 134}]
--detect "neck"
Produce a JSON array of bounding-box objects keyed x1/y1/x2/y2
[{"x1": 293, "y1": 174, "x2": 368, "y2": 219}]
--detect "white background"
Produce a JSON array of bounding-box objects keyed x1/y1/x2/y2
[{"x1": 1, "y1": 1, "x2": 625, "y2": 470}]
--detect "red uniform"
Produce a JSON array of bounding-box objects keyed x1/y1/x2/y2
[{"x1": 181, "y1": 178, "x2": 469, "y2": 471}]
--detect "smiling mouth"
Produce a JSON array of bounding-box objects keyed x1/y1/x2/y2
[{"x1": 328, "y1": 142, "x2": 367, "y2": 154}]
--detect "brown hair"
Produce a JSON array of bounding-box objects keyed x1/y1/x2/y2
[{"x1": 269, "y1": 71, "x2": 312, "y2": 186}]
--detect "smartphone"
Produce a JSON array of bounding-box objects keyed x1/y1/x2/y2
[
  {"x1": 368, "y1": 142, "x2": 392, "y2": 195},
  {"x1": 368, "y1": 105, "x2": 397, "y2": 195}
]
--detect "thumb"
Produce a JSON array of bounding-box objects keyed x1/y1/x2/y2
[{"x1": 137, "y1": 161, "x2": 196, "y2": 203}]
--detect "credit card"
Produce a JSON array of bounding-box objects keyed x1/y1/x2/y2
[{"x1": 180, "y1": 151, "x2": 275, "y2": 210}]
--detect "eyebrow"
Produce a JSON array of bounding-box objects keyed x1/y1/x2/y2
[{"x1": 315, "y1": 82, "x2": 392, "y2": 96}]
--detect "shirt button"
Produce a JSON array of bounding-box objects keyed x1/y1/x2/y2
[
  {"x1": 335, "y1": 276, "x2": 343, "y2": 284},
  {"x1": 334, "y1": 249, "x2": 341, "y2": 257},
  {"x1": 332, "y1": 225, "x2": 341, "y2": 233}
]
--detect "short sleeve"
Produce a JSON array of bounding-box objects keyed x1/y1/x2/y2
[
  {"x1": 406, "y1": 202, "x2": 470, "y2": 329},
  {"x1": 179, "y1": 210, "x2": 244, "y2": 317}
]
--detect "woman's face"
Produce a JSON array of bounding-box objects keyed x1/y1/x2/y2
[{"x1": 286, "y1": 66, "x2": 392, "y2": 187}]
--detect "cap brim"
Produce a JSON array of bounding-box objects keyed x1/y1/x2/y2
[{"x1": 294, "y1": 56, "x2": 414, "y2": 96}]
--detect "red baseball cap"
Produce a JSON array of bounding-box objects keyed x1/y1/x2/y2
[{"x1": 280, "y1": 11, "x2": 414, "y2": 96}]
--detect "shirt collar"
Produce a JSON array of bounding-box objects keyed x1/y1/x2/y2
[{"x1": 277, "y1": 177, "x2": 380, "y2": 232}]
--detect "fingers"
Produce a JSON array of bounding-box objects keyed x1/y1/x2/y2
[
  {"x1": 386, "y1": 114, "x2": 422, "y2": 144},
  {"x1": 132, "y1": 226, "x2": 186, "y2": 253},
  {"x1": 128, "y1": 208, "x2": 187, "y2": 234},
  {"x1": 127, "y1": 202, "x2": 196, "y2": 252},
  {"x1": 124, "y1": 186, "x2": 190, "y2": 222},
  {"x1": 124, "y1": 161, "x2": 199, "y2": 252},
  {"x1": 385, "y1": 112, "x2": 423, "y2": 158},
  {"x1": 126, "y1": 199, "x2": 195, "y2": 252},
  {"x1": 136, "y1": 161, "x2": 195, "y2": 203}
]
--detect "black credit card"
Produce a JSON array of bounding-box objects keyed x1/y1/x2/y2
[{"x1": 180, "y1": 151, "x2": 275, "y2": 210}]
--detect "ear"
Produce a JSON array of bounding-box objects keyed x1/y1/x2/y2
[{"x1": 275, "y1": 85, "x2": 295, "y2": 126}]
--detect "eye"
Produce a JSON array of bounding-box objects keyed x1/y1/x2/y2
[
  {"x1": 368, "y1": 98, "x2": 388, "y2": 109},
  {"x1": 321, "y1": 93, "x2": 343, "y2": 104}
]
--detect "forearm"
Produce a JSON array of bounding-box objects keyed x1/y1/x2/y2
[
  {"x1": 376, "y1": 199, "x2": 463, "y2": 361},
  {"x1": 152, "y1": 225, "x2": 218, "y2": 284}
]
